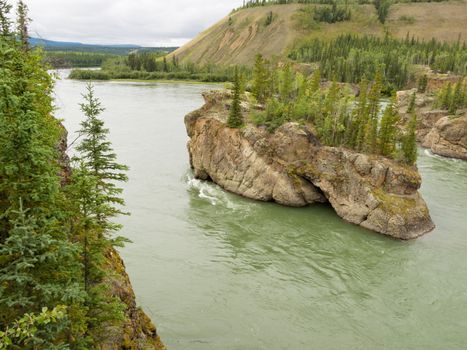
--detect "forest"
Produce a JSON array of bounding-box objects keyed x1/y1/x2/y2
[
  {"x1": 0, "y1": 1, "x2": 134, "y2": 348},
  {"x1": 69, "y1": 51, "x2": 249, "y2": 82},
  {"x1": 44, "y1": 51, "x2": 119, "y2": 68},
  {"x1": 290, "y1": 34, "x2": 466, "y2": 91}
]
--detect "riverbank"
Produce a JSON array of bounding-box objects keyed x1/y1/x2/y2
[{"x1": 69, "y1": 68, "x2": 233, "y2": 83}]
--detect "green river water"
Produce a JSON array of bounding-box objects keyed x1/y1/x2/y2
[{"x1": 55, "y1": 71, "x2": 467, "y2": 350}]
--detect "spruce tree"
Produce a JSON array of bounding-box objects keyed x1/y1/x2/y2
[
  {"x1": 449, "y1": 79, "x2": 464, "y2": 114},
  {"x1": 76, "y1": 84, "x2": 129, "y2": 224},
  {"x1": 401, "y1": 112, "x2": 418, "y2": 165},
  {"x1": 417, "y1": 75, "x2": 428, "y2": 93},
  {"x1": 252, "y1": 54, "x2": 269, "y2": 104},
  {"x1": 442, "y1": 83, "x2": 453, "y2": 110},
  {"x1": 279, "y1": 63, "x2": 294, "y2": 102},
  {"x1": 378, "y1": 96, "x2": 400, "y2": 157},
  {"x1": 227, "y1": 68, "x2": 243, "y2": 128},
  {"x1": 321, "y1": 80, "x2": 340, "y2": 145},
  {"x1": 0, "y1": 201, "x2": 84, "y2": 341},
  {"x1": 74, "y1": 84, "x2": 129, "y2": 284},
  {"x1": 407, "y1": 91, "x2": 416, "y2": 114},
  {"x1": 363, "y1": 69, "x2": 382, "y2": 154},
  {"x1": 351, "y1": 78, "x2": 369, "y2": 150},
  {"x1": 308, "y1": 68, "x2": 321, "y2": 96},
  {"x1": 71, "y1": 84, "x2": 129, "y2": 341},
  {"x1": 0, "y1": 0, "x2": 11, "y2": 36},
  {"x1": 16, "y1": 0, "x2": 29, "y2": 49}
]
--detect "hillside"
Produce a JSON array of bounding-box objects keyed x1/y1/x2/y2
[{"x1": 170, "y1": 1, "x2": 467, "y2": 66}]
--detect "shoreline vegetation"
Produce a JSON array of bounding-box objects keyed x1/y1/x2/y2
[
  {"x1": 0, "y1": 1, "x2": 165, "y2": 349},
  {"x1": 64, "y1": 48, "x2": 247, "y2": 83},
  {"x1": 42, "y1": 48, "x2": 177, "y2": 69},
  {"x1": 68, "y1": 68, "x2": 238, "y2": 83}
]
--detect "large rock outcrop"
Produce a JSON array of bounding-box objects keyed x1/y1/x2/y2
[{"x1": 186, "y1": 91, "x2": 435, "y2": 239}]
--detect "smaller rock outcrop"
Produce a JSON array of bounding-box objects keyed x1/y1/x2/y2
[
  {"x1": 186, "y1": 91, "x2": 435, "y2": 240},
  {"x1": 397, "y1": 89, "x2": 467, "y2": 160},
  {"x1": 422, "y1": 116, "x2": 467, "y2": 160}
]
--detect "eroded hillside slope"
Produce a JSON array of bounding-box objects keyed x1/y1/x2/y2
[{"x1": 170, "y1": 1, "x2": 467, "y2": 66}]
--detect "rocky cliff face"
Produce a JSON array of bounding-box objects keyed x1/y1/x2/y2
[
  {"x1": 97, "y1": 248, "x2": 166, "y2": 350},
  {"x1": 186, "y1": 91, "x2": 435, "y2": 240}
]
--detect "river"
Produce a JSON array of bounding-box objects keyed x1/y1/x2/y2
[{"x1": 54, "y1": 70, "x2": 467, "y2": 350}]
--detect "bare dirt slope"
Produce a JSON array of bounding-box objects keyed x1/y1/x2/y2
[
  {"x1": 169, "y1": 1, "x2": 467, "y2": 66},
  {"x1": 170, "y1": 4, "x2": 304, "y2": 66},
  {"x1": 387, "y1": 2, "x2": 467, "y2": 43}
]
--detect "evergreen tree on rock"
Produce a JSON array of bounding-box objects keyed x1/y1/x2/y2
[
  {"x1": 401, "y1": 112, "x2": 418, "y2": 165},
  {"x1": 227, "y1": 68, "x2": 243, "y2": 128}
]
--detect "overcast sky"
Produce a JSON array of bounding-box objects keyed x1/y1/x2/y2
[{"x1": 25, "y1": 0, "x2": 244, "y2": 47}]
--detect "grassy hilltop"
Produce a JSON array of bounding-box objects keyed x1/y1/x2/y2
[{"x1": 169, "y1": 1, "x2": 467, "y2": 66}]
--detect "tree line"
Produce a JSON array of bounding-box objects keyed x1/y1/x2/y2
[
  {"x1": 229, "y1": 54, "x2": 418, "y2": 165},
  {"x1": 44, "y1": 51, "x2": 119, "y2": 68},
  {"x1": 70, "y1": 51, "x2": 250, "y2": 83},
  {"x1": 0, "y1": 1, "x2": 133, "y2": 348},
  {"x1": 290, "y1": 33, "x2": 467, "y2": 90},
  {"x1": 434, "y1": 79, "x2": 466, "y2": 114}
]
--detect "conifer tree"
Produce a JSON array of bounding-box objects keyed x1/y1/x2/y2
[
  {"x1": 0, "y1": 201, "x2": 84, "y2": 341},
  {"x1": 407, "y1": 91, "x2": 416, "y2": 114},
  {"x1": 363, "y1": 69, "x2": 382, "y2": 153},
  {"x1": 378, "y1": 96, "x2": 400, "y2": 157},
  {"x1": 442, "y1": 83, "x2": 453, "y2": 110},
  {"x1": 308, "y1": 68, "x2": 321, "y2": 96},
  {"x1": 76, "y1": 84, "x2": 129, "y2": 224},
  {"x1": 321, "y1": 80, "x2": 340, "y2": 145},
  {"x1": 449, "y1": 78, "x2": 465, "y2": 114},
  {"x1": 74, "y1": 84, "x2": 129, "y2": 286},
  {"x1": 279, "y1": 63, "x2": 294, "y2": 102},
  {"x1": 252, "y1": 54, "x2": 269, "y2": 104},
  {"x1": 401, "y1": 112, "x2": 418, "y2": 165},
  {"x1": 227, "y1": 68, "x2": 243, "y2": 128},
  {"x1": 16, "y1": 0, "x2": 29, "y2": 49},
  {"x1": 417, "y1": 75, "x2": 428, "y2": 93},
  {"x1": 350, "y1": 78, "x2": 368, "y2": 150},
  {"x1": 71, "y1": 84, "x2": 129, "y2": 340},
  {"x1": 0, "y1": 0, "x2": 11, "y2": 36}
]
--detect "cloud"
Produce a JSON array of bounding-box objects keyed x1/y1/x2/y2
[{"x1": 25, "y1": 0, "x2": 244, "y2": 46}]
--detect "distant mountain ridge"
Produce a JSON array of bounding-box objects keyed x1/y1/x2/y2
[
  {"x1": 29, "y1": 37, "x2": 141, "y2": 48},
  {"x1": 30, "y1": 37, "x2": 177, "y2": 54}
]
